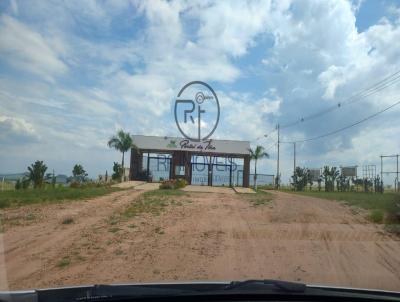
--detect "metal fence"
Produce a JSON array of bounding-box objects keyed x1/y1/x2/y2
[{"x1": 249, "y1": 174, "x2": 274, "y2": 186}]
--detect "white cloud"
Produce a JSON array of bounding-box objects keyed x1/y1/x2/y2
[
  {"x1": 1, "y1": 0, "x2": 400, "y2": 182},
  {"x1": 194, "y1": 1, "x2": 271, "y2": 57},
  {"x1": 0, "y1": 115, "x2": 39, "y2": 144},
  {"x1": 217, "y1": 90, "x2": 280, "y2": 141},
  {"x1": 0, "y1": 15, "x2": 68, "y2": 82}
]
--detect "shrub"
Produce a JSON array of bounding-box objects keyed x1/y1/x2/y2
[
  {"x1": 15, "y1": 179, "x2": 21, "y2": 190},
  {"x1": 369, "y1": 210, "x2": 384, "y2": 224},
  {"x1": 159, "y1": 179, "x2": 187, "y2": 189},
  {"x1": 62, "y1": 217, "x2": 74, "y2": 224},
  {"x1": 386, "y1": 201, "x2": 400, "y2": 225},
  {"x1": 112, "y1": 162, "x2": 123, "y2": 181},
  {"x1": 175, "y1": 178, "x2": 187, "y2": 188},
  {"x1": 160, "y1": 179, "x2": 176, "y2": 189},
  {"x1": 70, "y1": 181, "x2": 81, "y2": 188},
  {"x1": 21, "y1": 177, "x2": 30, "y2": 189},
  {"x1": 57, "y1": 257, "x2": 70, "y2": 268}
]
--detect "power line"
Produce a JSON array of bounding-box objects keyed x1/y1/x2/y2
[
  {"x1": 253, "y1": 69, "x2": 400, "y2": 140},
  {"x1": 263, "y1": 141, "x2": 277, "y2": 151},
  {"x1": 281, "y1": 99, "x2": 400, "y2": 144},
  {"x1": 280, "y1": 69, "x2": 400, "y2": 129}
]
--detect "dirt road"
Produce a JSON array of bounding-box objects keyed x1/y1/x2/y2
[{"x1": 1, "y1": 189, "x2": 400, "y2": 291}]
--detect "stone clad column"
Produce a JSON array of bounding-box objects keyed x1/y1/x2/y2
[{"x1": 243, "y1": 155, "x2": 250, "y2": 187}]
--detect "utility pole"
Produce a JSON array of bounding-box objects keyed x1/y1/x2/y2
[
  {"x1": 397, "y1": 154, "x2": 399, "y2": 192},
  {"x1": 276, "y1": 124, "x2": 280, "y2": 188},
  {"x1": 293, "y1": 142, "x2": 296, "y2": 176},
  {"x1": 380, "y1": 155, "x2": 383, "y2": 189}
]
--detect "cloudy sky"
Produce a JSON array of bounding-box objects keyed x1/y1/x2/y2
[{"x1": 0, "y1": 0, "x2": 400, "y2": 184}]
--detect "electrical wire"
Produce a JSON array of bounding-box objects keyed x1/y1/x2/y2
[
  {"x1": 280, "y1": 99, "x2": 400, "y2": 144},
  {"x1": 252, "y1": 69, "x2": 400, "y2": 143},
  {"x1": 280, "y1": 70, "x2": 400, "y2": 129}
]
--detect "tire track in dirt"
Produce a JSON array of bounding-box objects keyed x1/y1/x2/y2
[{"x1": 0, "y1": 189, "x2": 144, "y2": 289}]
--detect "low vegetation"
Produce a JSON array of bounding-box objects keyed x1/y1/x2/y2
[
  {"x1": 123, "y1": 189, "x2": 187, "y2": 218},
  {"x1": 369, "y1": 210, "x2": 384, "y2": 224},
  {"x1": 245, "y1": 190, "x2": 273, "y2": 206},
  {"x1": 288, "y1": 191, "x2": 400, "y2": 232},
  {"x1": 159, "y1": 179, "x2": 187, "y2": 189},
  {"x1": 62, "y1": 217, "x2": 74, "y2": 225},
  {"x1": 0, "y1": 185, "x2": 121, "y2": 208},
  {"x1": 257, "y1": 184, "x2": 275, "y2": 190},
  {"x1": 56, "y1": 257, "x2": 71, "y2": 268}
]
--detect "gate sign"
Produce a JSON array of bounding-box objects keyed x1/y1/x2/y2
[
  {"x1": 132, "y1": 135, "x2": 250, "y2": 155},
  {"x1": 309, "y1": 169, "x2": 321, "y2": 181},
  {"x1": 341, "y1": 166, "x2": 357, "y2": 177},
  {"x1": 174, "y1": 81, "x2": 220, "y2": 142}
]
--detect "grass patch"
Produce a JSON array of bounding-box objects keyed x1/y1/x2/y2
[
  {"x1": 287, "y1": 191, "x2": 400, "y2": 230},
  {"x1": 109, "y1": 227, "x2": 121, "y2": 233},
  {"x1": 56, "y1": 257, "x2": 71, "y2": 268},
  {"x1": 122, "y1": 189, "x2": 187, "y2": 218},
  {"x1": 61, "y1": 217, "x2": 74, "y2": 225},
  {"x1": 154, "y1": 226, "x2": 164, "y2": 234},
  {"x1": 0, "y1": 186, "x2": 121, "y2": 209},
  {"x1": 109, "y1": 215, "x2": 119, "y2": 225},
  {"x1": 286, "y1": 191, "x2": 398, "y2": 212},
  {"x1": 25, "y1": 213, "x2": 36, "y2": 220},
  {"x1": 244, "y1": 190, "x2": 273, "y2": 206},
  {"x1": 257, "y1": 185, "x2": 275, "y2": 190},
  {"x1": 369, "y1": 210, "x2": 384, "y2": 224},
  {"x1": 114, "y1": 248, "x2": 124, "y2": 256},
  {"x1": 384, "y1": 224, "x2": 400, "y2": 235}
]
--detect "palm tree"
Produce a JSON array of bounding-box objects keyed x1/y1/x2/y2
[
  {"x1": 330, "y1": 166, "x2": 339, "y2": 191},
  {"x1": 108, "y1": 130, "x2": 136, "y2": 180},
  {"x1": 27, "y1": 160, "x2": 47, "y2": 189},
  {"x1": 322, "y1": 166, "x2": 340, "y2": 192},
  {"x1": 322, "y1": 166, "x2": 330, "y2": 192},
  {"x1": 249, "y1": 145, "x2": 269, "y2": 190}
]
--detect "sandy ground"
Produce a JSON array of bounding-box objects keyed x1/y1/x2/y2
[
  {"x1": 112, "y1": 181, "x2": 145, "y2": 189},
  {"x1": 0, "y1": 189, "x2": 400, "y2": 291},
  {"x1": 233, "y1": 187, "x2": 256, "y2": 194},
  {"x1": 182, "y1": 185, "x2": 235, "y2": 194}
]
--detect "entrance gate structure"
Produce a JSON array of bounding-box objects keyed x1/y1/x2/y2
[{"x1": 130, "y1": 135, "x2": 250, "y2": 187}]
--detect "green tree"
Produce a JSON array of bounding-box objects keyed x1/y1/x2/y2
[
  {"x1": 112, "y1": 162, "x2": 123, "y2": 181},
  {"x1": 330, "y1": 167, "x2": 340, "y2": 191},
  {"x1": 308, "y1": 174, "x2": 313, "y2": 191},
  {"x1": 21, "y1": 177, "x2": 30, "y2": 189},
  {"x1": 27, "y1": 160, "x2": 47, "y2": 189},
  {"x1": 15, "y1": 179, "x2": 21, "y2": 190},
  {"x1": 322, "y1": 166, "x2": 330, "y2": 191},
  {"x1": 291, "y1": 167, "x2": 310, "y2": 191},
  {"x1": 108, "y1": 130, "x2": 136, "y2": 180},
  {"x1": 317, "y1": 177, "x2": 322, "y2": 191},
  {"x1": 322, "y1": 166, "x2": 339, "y2": 192},
  {"x1": 72, "y1": 164, "x2": 88, "y2": 183},
  {"x1": 337, "y1": 173, "x2": 348, "y2": 192},
  {"x1": 249, "y1": 145, "x2": 269, "y2": 190}
]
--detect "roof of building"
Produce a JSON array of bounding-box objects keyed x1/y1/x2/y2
[{"x1": 132, "y1": 135, "x2": 250, "y2": 156}]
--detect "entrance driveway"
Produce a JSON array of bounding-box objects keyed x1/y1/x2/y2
[{"x1": 182, "y1": 185, "x2": 235, "y2": 194}]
